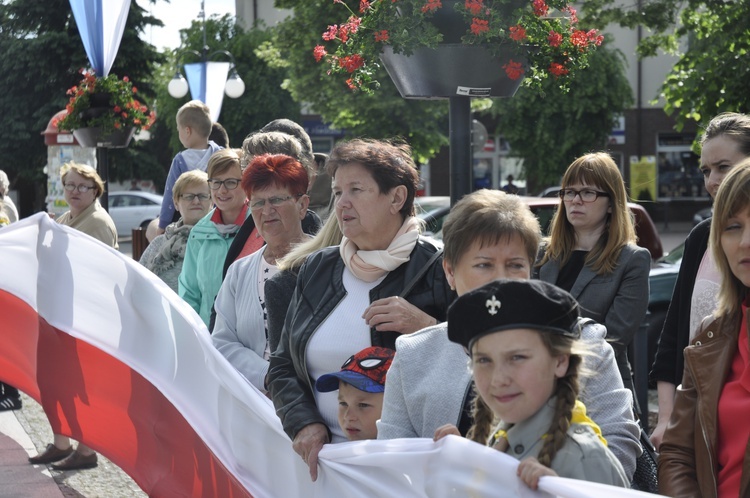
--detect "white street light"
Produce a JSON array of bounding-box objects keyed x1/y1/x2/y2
[
  {"x1": 224, "y1": 69, "x2": 245, "y2": 99},
  {"x1": 167, "y1": 72, "x2": 189, "y2": 98}
]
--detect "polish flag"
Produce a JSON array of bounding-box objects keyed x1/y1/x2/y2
[{"x1": 0, "y1": 214, "x2": 663, "y2": 498}]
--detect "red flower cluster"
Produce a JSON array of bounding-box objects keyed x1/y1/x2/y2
[
  {"x1": 470, "y1": 18, "x2": 489, "y2": 35},
  {"x1": 548, "y1": 62, "x2": 569, "y2": 77},
  {"x1": 587, "y1": 29, "x2": 604, "y2": 46},
  {"x1": 503, "y1": 60, "x2": 525, "y2": 80},
  {"x1": 509, "y1": 25, "x2": 526, "y2": 41},
  {"x1": 374, "y1": 30, "x2": 390, "y2": 42},
  {"x1": 421, "y1": 0, "x2": 441, "y2": 13},
  {"x1": 314, "y1": 45, "x2": 327, "y2": 62},
  {"x1": 548, "y1": 31, "x2": 563, "y2": 47},
  {"x1": 532, "y1": 0, "x2": 548, "y2": 17},
  {"x1": 360, "y1": 0, "x2": 371, "y2": 12},
  {"x1": 570, "y1": 29, "x2": 589, "y2": 48},
  {"x1": 465, "y1": 0, "x2": 483, "y2": 16},
  {"x1": 339, "y1": 54, "x2": 365, "y2": 73}
]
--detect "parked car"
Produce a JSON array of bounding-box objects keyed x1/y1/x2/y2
[
  {"x1": 108, "y1": 191, "x2": 163, "y2": 237},
  {"x1": 693, "y1": 206, "x2": 712, "y2": 225},
  {"x1": 415, "y1": 195, "x2": 664, "y2": 260}
]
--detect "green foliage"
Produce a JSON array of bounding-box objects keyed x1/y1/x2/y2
[
  {"x1": 269, "y1": 0, "x2": 449, "y2": 162},
  {"x1": 0, "y1": 0, "x2": 163, "y2": 210},
  {"x1": 582, "y1": 0, "x2": 750, "y2": 133},
  {"x1": 56, "y1": 72, "x2": 154, "y2": 135},
  {"x1": 158, "y1": 14, "x2": 301, "y2": 154},
  {"x1": 486, "y1": 41, "x2": 633, "y2": 192}
]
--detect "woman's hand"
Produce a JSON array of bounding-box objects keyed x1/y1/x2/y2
[
  {"x1": 433, "y1": 424, "x2": 460, "y2": 442},
  {"x1": 517, "y1": 457, "x2": 557, "y2": 490},
  {"x1": 363, "y1": 296, "x2": 437, "y2": 335},
  {"x1": 292, "y1": 423, "x2": 330, "y2": 482}
]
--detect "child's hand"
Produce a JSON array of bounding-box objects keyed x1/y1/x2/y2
[
  {"x1": 517, "y1": 457, "x2": 557, "y2": 490},
  {"x1": 433, "y1": 424, "x2": 460, "y2": 441}
]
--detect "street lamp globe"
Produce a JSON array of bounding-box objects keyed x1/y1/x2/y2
[
  {"x1": 224, "y1": 70, "x2": 245, "y2": 99},
  {"x1": 168, "y1": 73, "x2": 189, "y2": 99}
]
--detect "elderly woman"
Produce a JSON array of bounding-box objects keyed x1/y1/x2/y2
[
  {"x1": 139, "y1": 170, "x2": 211, "y2": 292},
  {"x1": 212, "y1": 154, "x2": 311, "y2": 393},
  {"x1": 0, "y1": 170, "x2": 18, "y2": 222},
  {"x1": 378, "y1": 189, "x2": 641, "y2": 480},
  {"x1": 179, "y1": 149, "x2": 248, "y2": 327},
  {"x1": 268, "y1": 139, "x2": 454, "y2": 481},
  {"x1": 659, "y1": 160, "x2": 750, "y2": 497},
  {"x1": 27, "y1": 162, "x2": 118, "y2": 470},
  {"x1": 535, "y1": 153, "x2": 650, "y2": 392}
]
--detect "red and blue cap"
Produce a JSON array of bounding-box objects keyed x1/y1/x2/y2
[{"x1": 315, "y1": 347, "x2": 395, "y2": 394}]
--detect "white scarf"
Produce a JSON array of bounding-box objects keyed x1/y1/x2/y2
[{"x1": 339, "y1": 217, "x2": 420, "y2": 282}]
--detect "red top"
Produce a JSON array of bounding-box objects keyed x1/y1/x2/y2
[
  {"x1": 210, "y1": 202, "x2": 249, "y2": 226},
  {"x1": 717, "y1": 303, "x2": 750, "y2": 497},
  {"x1": 237, "y1": 227, "x2": 264, "y2": 261}
]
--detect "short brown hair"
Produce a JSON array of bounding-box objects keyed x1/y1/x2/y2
[
  {"x1": 176, "y1": 100, "x2": 212, "y2": 139},
  {"x1": 207, "y1": 149, "x2": 242, "y2": 179},
  {"x1": 442, "y1": 189, "x2": 541, "y2": 266},
  {"x1": 326, "y1": 138, "x2": 418, "y2": 218}
]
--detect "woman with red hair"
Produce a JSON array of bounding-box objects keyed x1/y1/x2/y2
[{"x1": 212, "y1": 154, "x2": 311, "y2": 394}]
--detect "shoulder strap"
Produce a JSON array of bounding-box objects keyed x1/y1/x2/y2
[{"x1": 400, "y1": 248, "x2": 443, "y2": 298}]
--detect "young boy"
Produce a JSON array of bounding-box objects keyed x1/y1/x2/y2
[
  {"x1": 157, "y1": 100, "x2": 222, "y2": 234},
  {"x1": 315, "y1": 347, "x2": 395, "y2": 441}
]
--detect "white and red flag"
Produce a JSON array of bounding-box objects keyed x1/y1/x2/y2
[{"x1": 0, "y1": 214, "x2": 662, "y2": 498}]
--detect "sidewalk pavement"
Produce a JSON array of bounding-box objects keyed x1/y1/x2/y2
[{"x1": 0, "y1": 393, "x2": 145, "y2": 497}]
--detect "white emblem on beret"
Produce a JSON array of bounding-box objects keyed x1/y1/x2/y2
[{"x1": 486, "y1": 295, "x2": 501, "y2": 315}]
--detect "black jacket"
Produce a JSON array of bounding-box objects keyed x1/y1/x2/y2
[
  {"x1": 651, "y1": 218, "x2": 711, "y2": 384},
  {"x1": 267, "y1": 238, "x2": 456, "y2": 440}
]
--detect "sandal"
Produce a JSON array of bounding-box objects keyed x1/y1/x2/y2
[{"x1": 0, "y1": 395, "x2": 21, "y2": 411}]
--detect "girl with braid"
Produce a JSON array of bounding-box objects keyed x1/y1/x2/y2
[{"x1": 436, "y1": 279, "x2": 628, "y2": 490}]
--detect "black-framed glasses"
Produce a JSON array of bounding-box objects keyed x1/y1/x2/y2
[
  {"x1": 249, "y1": 194, "x2": 303, "y2": 211},
  {"x1": 180, "y1": 193, "x2": 211, "y2": 202},
  {"x1": 63, "y1": 183, "x2": 95, "y2": 193},
  {"x1": 208, "y1": 178, "x2": 241, "y2": 190},
  {"x1": 558, "y1": 188, "x2": 610, "y2": 203}
]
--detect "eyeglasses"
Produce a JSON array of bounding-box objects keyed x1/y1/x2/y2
[
  {"x1": 180, "y1": 193, "x2": 211, "y2": 202},
  {"x1": 249, "y1": 194, "x2": 303, "y2": 211},
  {"x1": 63, "y1": 183, "x2": 96, "y2": 193},
  {"x1": 558, "y1": 188, "x2": 610, "y2": 203},
  {"x1": 207, "y1": 178, "x2": 241, "y2": 190}
]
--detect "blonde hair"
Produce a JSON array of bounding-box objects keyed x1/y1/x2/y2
[
  {"x1": 207, "y1": 148, "x2": 242, "y2": 179},
  {"x1": 442, "y1": 189, "x2": 541, "y2": 267},
  {"x1": 60, "y1": 162, "x2": 105, "y2": 198},
  {"x1": 172, "y1": 169, "x2": 208, "y2": 204},
  {"x1": 467, "y1": 332, "x2": 582, "y2": 468},
  {"x1": 711, "y1": 159, "x2": 750, "y2": 318},
  {"x1": 276, "y1": 215, "x2": 343, "y2": 271},
  {"x1": 176, "y1": 100, "x2": 212, "y2": 139},
  {"x1": 540, "y1": 152, "x2": 636, "y2": 275}
]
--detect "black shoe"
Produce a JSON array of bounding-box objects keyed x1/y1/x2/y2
[
  {"x1": 51, "y1": 450, "x2": 98, "y2": 471},
  {"x1": 0, "y1": 395, "x2": 21, "y2": 411}
]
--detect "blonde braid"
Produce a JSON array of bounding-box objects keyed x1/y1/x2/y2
[
  {"x1": 537, "y1": 354, "x2": 581, "y2": 467},
  {"x1": 466, "y1": 383, "x2": 495, "y2": 444}
]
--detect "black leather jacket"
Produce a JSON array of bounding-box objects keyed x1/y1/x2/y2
[{"x1": 267, "y1": 237, "x2": 456, "y2": 440}]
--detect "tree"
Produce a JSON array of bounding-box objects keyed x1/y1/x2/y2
[
  {"x1": 582, "y1": 0, "x2": 750, "y2": 132},
  {"x1": 156, "y1": 14, "x2": 301, "y2": 154},
  {"x1": 269, "y1": 0, "x2": 449, "y2": 162},
  {"x1": 485, "y1": 41, "x2": 633, "y2": 192},
  {"x1": 0, "y1": 0, "x2": 163, "y2": 213}
]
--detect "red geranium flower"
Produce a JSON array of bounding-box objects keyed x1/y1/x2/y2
[
  {"x1": 470, "y1": 18, "x2": 489, "y2": 35},
  {"x1": 374, "y1": 30, "x2": 390, "y2": 42},
  {"x1": 549, "y1": 62, "x2": 569, "y2": 77},
  {"x1": 322, "y1": 25, "x2": 338, "y2": 41},
  {"x1": 421, "y1": 0, "x2": 441, "y2": 13},
  {"x1": 509, "y1": 25, "x2": 526, "y2": 42},
  {"x1": 503, "y1": 60, "x2": 525, "y2": 80},
  {"x1": 465, "y1": 0, "x2": 483, "y2": 16},
  {"x1": 339, "y1": 54, "x2": 365, "y2": 73},
  {"x1": 548, "y1": 30, "x2": 563, "y2": 47},
  {"x1": 532, "y1": 0, "x2": 548, "y2": 17},
  {"x1": 571, "y1": 29, "x2": 589, "y2": 48},
  {"x1": 314, "y1": 45, "x2": 327, "y2": 62}
]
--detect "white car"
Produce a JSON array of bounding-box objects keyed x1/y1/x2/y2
[{"x1": 108, "y1": 191, "x2": 163, "y2": 237}]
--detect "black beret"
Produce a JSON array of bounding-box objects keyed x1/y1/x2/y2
[{"x1": 447, "y1": 279, "x2": 581, "y2": 350}]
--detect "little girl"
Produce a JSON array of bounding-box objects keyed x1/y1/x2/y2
[{"x1": 436, "y1": 279, "x2": 628, "y2": 490}]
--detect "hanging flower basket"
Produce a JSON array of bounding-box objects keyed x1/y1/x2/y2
[
  {"x1": 315, "y1": 0, "x2": 603, "y2": 95},
  {"x1": 73, "y1": 126, "x2": 136, "y2": 148}
]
